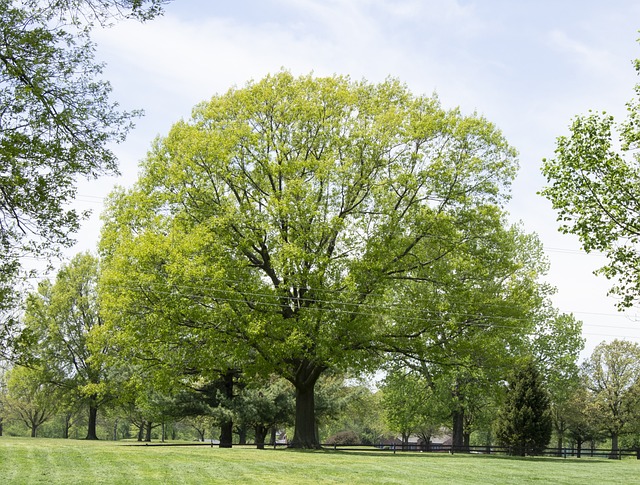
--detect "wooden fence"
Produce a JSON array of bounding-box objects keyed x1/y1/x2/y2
[
  {"x1": 321, "y1": 442, "x2": 640, "y2": 459},
  {"x1": 135, "y1": 441, "x2": 640, "y2": 458}
]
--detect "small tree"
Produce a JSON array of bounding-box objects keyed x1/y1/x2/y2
[
  {"x1": 381, "y1": 368, "x2": 438, "y2": 447},
  {"x1": 233, "y1": 377, "x2": 294, "y2": 449},
  {"x1": 564, "y1": 383, "x2": 601, "y2": 458},
  {"x1": 581, "y1": 339, "x2": 640, "y2": 458},
  {"x1": 4, "y1": 366, "x2": 58, "y2": 437},
  {"x1": 496, "y1": 359, "x2": 552, "y2": 456},
  {"x1": 0, "y1": 364, "x2": 7, "y2": 436},
  {"x1": 18, "y1": 253, "x2": 114, "y2": 440},
  {"x1": 319, "y1": 383, "x2": 387, "y2": 446}
]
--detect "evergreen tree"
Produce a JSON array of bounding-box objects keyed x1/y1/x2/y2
[{"x1": 496, "y1": 359, "x2": 552, "y2": 456}]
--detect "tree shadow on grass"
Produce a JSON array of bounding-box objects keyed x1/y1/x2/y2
[{"x1": 275, "y1": 448, "x2": 617, "y2": 464}]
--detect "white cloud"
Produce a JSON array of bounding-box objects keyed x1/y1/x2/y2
[
  {"x1": 547, "y1": 29, "x2": 615, "y2": 74},
  {"x1": 275, "y1": 0, "x2": 379, "y2": 42},
  {"x1": 93, "y1": 5, "x2": 453, "y2": 107}
]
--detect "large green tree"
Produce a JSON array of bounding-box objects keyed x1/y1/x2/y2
[
  {"x1": 387, "y1": 221, "x2": 582, "y2": 451},
  {"x1": 17, "y1": 252, "x2": 113, "y2": 440},
  {"x1": 99, "y1": 71, "x2": 519, "y2": 448},
  {"x1": 0, "y1": 0, "x2": 168, "y2": 346},
  {"x1": 541, "y1": 52, "x2": 640, "y2": 308}
]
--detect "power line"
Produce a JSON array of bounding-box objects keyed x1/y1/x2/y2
[
  {"x1": 68, "y1": 195, "x2": 609, "y2": 260},
  {"x1": 90, "y1": 282, "x2": 640, "y2": 341},
  {"x1": 94, "y1": 277, "x2": 581, "y2": 334},
  {"x1": 544, "y1": 246, "x2": 605, "y2": 257},
  {"x1": 15, "y1": 268, "x2": 640, "y2": 340},
  {"x1": 17, "y1": 261, "x2": 639, "y2": 325}
]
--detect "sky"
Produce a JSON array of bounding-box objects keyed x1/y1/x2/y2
[{"x1": 64, "y1": 0, "x2": 640, "y2": 357}]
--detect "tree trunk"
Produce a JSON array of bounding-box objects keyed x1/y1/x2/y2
[
  {"x1": 270, "y1": 426, "x2": 277, "y2": 445},
  {"x1": 485, "y1": 430, "x2": 492, "y2": 454},
  {"x1": 145, "y1": 421, "x2": 152, "y2": 442},
  {"x1": 610, "y1": 432, "x2": 619, "y2": 459},
  {"x1": 0, "y1": 417, "x2": 3, "y2": 436},
  {"x1": 554, "y1": 415, "x2": 566, "y2": 457},
  {"x1": 291, "y1": 383, "x2": 319, "y2": 448},
  {"x1": 31, "y1": 423, "x2": 37, "y2": 437},
  {"x1": 289, "y1": 359, "x2": 324, "y2": 449},
  {"x1": 463, "y1": 432, "x2": 470, "y2": 450},
  {"x1": 86, "y1": 404, "x2": 99, "y2": 440},
  {"x1": 219, "y1": 369, "x2": 234, "y2": 448},
  {"x1": 576, "y1": 438, "x2": 582, "y2": 458},
  {"x1": 237, "y1": 423, "x2": 247, "y2": 445},
  {"x1": 137, "y1": 420, "x2": 145, "y2": 442},
  {"x1": 556, "y1": 434, "x2": 563, "y2": 457},
  {"x1": 452, "y1": 410, "x2": 465, "y2": 452},
  {"x1": 255, "y1": 424, "x2": 268, "y2": 449},
  {"x1": 63, "y1": 412, "x2": 72, "y2": 439},
  {"x1": 219, "y1": 421, "x2": 233, "y2": 448}
]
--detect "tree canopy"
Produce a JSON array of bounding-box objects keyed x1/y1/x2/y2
[
  {"x1": 541, "y1": 52, "x2": 640, "y2": 308},
  {"x1": 0, "y1": 0, "x2": 169, "y2": 346},
  {"x1": 99, "y1": 71, "x2": 527, "y2": 448}
]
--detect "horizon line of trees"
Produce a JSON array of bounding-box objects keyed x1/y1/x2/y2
[{"x1": 4, "y1": 335, "x2": 640, "y2": 458}]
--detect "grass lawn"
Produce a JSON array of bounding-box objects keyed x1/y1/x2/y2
[{"x1": 1, "y1": 437, "x2": 639, "y2": 484}]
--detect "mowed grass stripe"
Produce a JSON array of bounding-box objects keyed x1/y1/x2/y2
[{"x1": 1, "y1": 437, "x2": 639, "y2": 484}]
